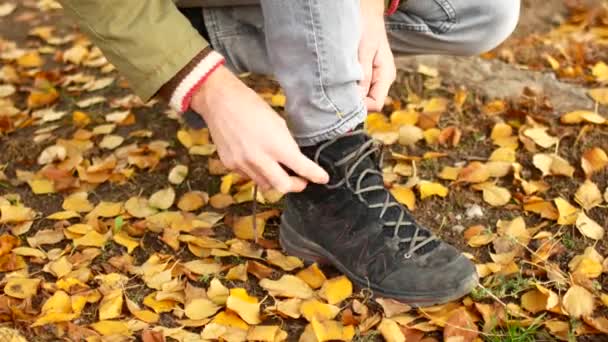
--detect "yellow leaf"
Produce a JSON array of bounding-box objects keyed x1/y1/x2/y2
[
  {"x1": 12, "y1": 247, "x2": 46, "y2": 259},
  {"x1": 177, "y1": 191, "x2": 208, "y2": 212},
  {"x1": 99, "y1": 135, "x2": 124, "y2": 150},
  {"x1": 125, "y1": 298, "x2": 159, "y2": 323},
  {"x1": 438, "y1": 166, "x2": 461, "y2": 181},
  {"x1": 266, "y1": 249, "x2": 304, "y2": 271},
  {"x1": 319, "y1": 276, "x2": 352, "y2": 305},
  {"x1": 149, "y1": 187, "x2": 175, "y2": 210},
  {"x1": 143, "y1": 293, "x2": 176, "y2": 313},
  {"x1": 457, "y1": 162, "x2": 490, "y2": 183},
  {"x1": 212, "y1": 310, "x2": 249, "y2": 330},
  {"x1": 390, "y1": 110, "x2": 418, "y2": 126},
  {"x1": 582, "y1": 147, "x2": 608, "y2": 178},
  {"x1": 296, "y1": 263, "x2": 327, "y2": 290},
  {"x1": 259, "y1": 275, "x2": 314, "y2": 299},
  {"x1": 177, "y1": 130, "x2": 193, "y2": 148},
  {"x1": 32, "y1": 290, "x2": 74, "y2": 326},
  {"x1": 523, "y1": 127, "x2": 558, "y2": 148},
  {"x1": 232, "y1": 210, "x2": 280, "y2": 240},
  {"x1": 423, "y1": 128, "x2": 441, "y2": 144},
  {"x1": 378, "y1": 318, "x2": 405, "y2": 342},
  {"x1": 575, "y1": 212, "x2": 605, "y2": 240},
  {"x1": 185, "y1": 298, "x2": 221, "y2": 320},
  {"x1": 311, "y1": 318, "x2": 355, "y2": 342},
  {"x1": 521, "y1": 288, "x2": 558, "y2": 314},
  {"x1": 489, "y1": 147, "x2": 516, "y2": 163},
  {"x1": 592, "y1": 61, "x2": 608, "y2": 82},
  {"x1": 168, "y1": 164, "x2": 188, "y2": 185},
  {"x1": 62, "y1": 192, "x2": 93, "y2": 213},
  {"x1": 418, "y1": 181, "x2": 448, "y2": 199},
  {"x1": 561, "y1": 110, "x2": 606, "y2": 124},
  {"x1": 28, "y1": 179, "x2": 55, "y2": 194},
  {"x1": 300, "y1": 299, "x2": 340, "y2": 322},
  {"x1": 588, "y1": 88, "x2": 608, "y2": 104},
  {"x1": 18, "y1": 51, "x2": 43, "y2": 67},
  {"x1": 73, "y1": 230, "x2": 109, "y2": 248},
  {"x1": 181, "y1": 260, "x2": 222, "y2": 276},
  {"x1": 562, "y1": 285, "x2": 595, "y2": 318},
  {"x1": 45, "y1": 256, "x2": 73, "y2": 278},
  {"x1": 555, "y1": 198, "x2": 579, "y2": 225},
  {"x1": 226, "y1": 288, "x2": 261, "y2": 324},
  {"x1": 113, "y1": 231, "x2": 140, "y2": 253},
  {"x1": 271, "y1": 93, "x2": 286, "y2": 107},
  {"x1": 0, "y1": 205, "x2": 35, "y2": 223},
  {"x1": 124, "y1": 196, "x2": 157, "y2": 218},
  {"x1": 208, "y1": 278, "x2": 230, "y2": 305},
  {"x1": 572, "y1": 257, "x2": 603, "y2": 278},
  {"x1": 99, "y1": 289, "x2": 123, "y2": 320},
  {"x1": 533, "y1": 153, "x2": 574, "y2": 177},
  {"x1": 491, "y1": 122, "x2": 513, "y2": 140},
  {"x1": 575, "y1": 180, "x2": 603, "y2": 210},
  {"x1": 226, "y1": 263, "x2": 248, "y2": 281},
  {"x1": 247, "y1": 325, "x2": 288, "y2": 342},
  {"x1": 89, "y1": 201, "x2": 122, "y2": 218},
  {"x1": 3, "y1": 277, "x2": 40, "y2": 299},
  {"x1": 47, "y1": 210, "x2": 80, "y2": 220},
  {"x1": 89, "y1": 320, "x2": 130, "y2": 336},
  {"x1": 189, "y1": 144, "x2": 217, "y2": 156},
  {"x1": 480, "y1": 184, "x2": 511, "y2": 207},
  {"x1": 398, "y1": 125, "x2": 423, "y2": 146},
  {"x1": 390, "y1": 186, "x2": 416, "y2": 210},
  {"x1": 497, "y1": 216, "x2": 530, "y2": 244},
  {"x1": 273, "y1": 298, "x2": 302, "y2": 319},
  {"x1": 523, "y1": 198, "x2": 558, "y2": 220}
]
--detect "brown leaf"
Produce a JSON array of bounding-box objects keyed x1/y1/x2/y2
[
  {"x1": 582, "y1": 147, "x2": 608, "y2": 178},
  {"x1": 142, "y1": 330, "x2": 165, "y2": 342},
  {"x1": 443, "y1": 308, "x2": 478, "y2": 342}
]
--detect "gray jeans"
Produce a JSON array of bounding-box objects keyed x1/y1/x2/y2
[{"x1": 195, "y1": 0, "x2": 520, "y2": 146}]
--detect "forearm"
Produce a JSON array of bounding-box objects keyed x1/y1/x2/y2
[{"x1": 58, "y1": 0, "x2": 211, "y2": 102}]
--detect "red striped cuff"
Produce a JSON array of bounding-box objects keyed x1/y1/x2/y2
[
  {"x1": 169, "y1": 51, "x2": 225, "y2": 113},
  {"x1": 385, "y1": 0, "x2": 400, "y2": 16}
]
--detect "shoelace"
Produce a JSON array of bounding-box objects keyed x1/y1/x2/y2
[{"x1": 314, "y1": 130, "x2": 437, "y2": 258}]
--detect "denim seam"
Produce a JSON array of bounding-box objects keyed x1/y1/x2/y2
[
  {"x1": 292, "y1": 102, "x2": 366, "y2": 146},
  {"x1": 306, "y1": 0, "x2": 343, "y2": 115},
  {"x1": 386, "y1": 0, "x2": 456, "y2": 34},
  {"x1": 434, "y1": 0, "x2": 456, "y2": 33}
]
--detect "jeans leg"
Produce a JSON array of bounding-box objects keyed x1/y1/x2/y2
[{"x1": 387, "y1": 0, "x2": 521, "y2": 55}]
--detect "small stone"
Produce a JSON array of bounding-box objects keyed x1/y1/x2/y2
[
  {"x1": 465, "y1": 204, "x2": 484, "y2": 219},
  {"x1": 452, "y1": 225, "x2": 466, "y2": 234}
]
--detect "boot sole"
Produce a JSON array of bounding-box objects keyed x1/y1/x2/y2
[{"x1": 280, "y1": 217, "x2": 478, "y2": 307}]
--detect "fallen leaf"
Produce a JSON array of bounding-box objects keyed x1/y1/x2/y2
[
  {"x1": 575, "y1": 180, "x2": 603, "y2": 210},
  {"x1": 457, "y1": 162, "x2": 490, "y2": 183},
  {"x1": 259, "y1": 275, "x2": 314, "y2": 299},
  {"x1": 376, "y1": 298, "x2": 411, "y2": 318},
  {"x1": 226, "y1": 288, "x2": 261, "y2": 324},
  {"x1": 300, "y1": 299, "x2": 340, "y2": 322},
  {"x1": 524, "y1": 127, "x2": 558, "y2": 148},
  {"x1": 576, "y1": 212, "x2": 605, "y2": 240},
  {"x1": 562, "y1": 285, "x2": 594, "y2": 318},
  {"x1": 296, "y1": 263, "x2": 327, "y2": 289},
  {"x1": 149, "y1": 187, "x2": 175, "y2": 210},
  {"x1": 319, "y1": 276, "x2": 353, "y2": 305},
  {"x1": 582, "y1": 147, "x2": 608, "y2": 178},
  {"x1": 247, "y1": 325, "x2": 288, "y2": 342},
  {"x1": 378, "y1": 318, "x2": 405, "y2": 342},
  {"x1": 266, "y1": 249, "x2": 304, "y2": 271},
  {"x1": 443, "y1": 308, "x2": 478, "y2": 342},
  {"x1": 168, "y1": 165, "x2": 188, "y2": 184},
  {"x1": 555, "y1": 198, "x2": 579, "y2": 225},
  {"x1": 3, "y1": 277, "x2": 41, "y2": 299},
  {"x1": 177, "y1": 191, "x2": 208, "y2": 212},
  {"x1": 311, "y1": 318, "x2": 355, "y2": 342},
  {"x1": 390, "y1": 186, "x2": 416, "y2": 210},
  {"x1": 418, "y1": 181, "x2": 448, "y2": 199}
]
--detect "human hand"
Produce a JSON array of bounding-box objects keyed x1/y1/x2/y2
[
  {"x1": 190, "y1": 66, "x2": 330, "y2": 193},
  {"x1": 358, "y1": 0, "x2": 396, "y2": 111}
]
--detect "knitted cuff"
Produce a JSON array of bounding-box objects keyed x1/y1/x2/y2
[
  {"x1": 385, "y1": 0, "x2": 400, "y2": 16},
  {"x1": 158, "y1": 47, "x2": 225, "y2": 113}
]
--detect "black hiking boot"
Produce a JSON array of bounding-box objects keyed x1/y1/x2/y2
[{"x1": 279, "y1": 129, "x2": 478, "y2": 306}]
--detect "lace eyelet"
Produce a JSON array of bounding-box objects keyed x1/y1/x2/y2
[{"x1": 404, "y1": 253, "x2": 412, "y2": 259}]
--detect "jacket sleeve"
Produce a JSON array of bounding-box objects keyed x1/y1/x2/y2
[{"x1": 59, "y1": 0, "x2": 210, "y2": 101}]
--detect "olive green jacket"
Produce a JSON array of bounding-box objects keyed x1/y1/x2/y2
[{"x1": 59, "y1": 0, "x2": 392, "y2": 101}]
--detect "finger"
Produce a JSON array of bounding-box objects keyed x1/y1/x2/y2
[
  {"x1": 366, "y1": 67, "x2": 394, "y2": 111},
  {"x1": 358, "y1": 49, "x2": 375, "y2": 97},
  {"x1": 281, "y1": 151, "x2": 330, "y2": 185},
  {"x1": 253, "y1": 158, "x2": 297, "y2": 194},
  {"x1": 288, "y1": 176, "x2": 308, "y2": 193},
  {"x1": 239, "y1": 164, "x2": 271, "y2": 191}
]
